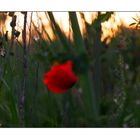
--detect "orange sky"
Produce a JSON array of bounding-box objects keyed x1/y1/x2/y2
[{"x1": 5, "y1": 12, "x2": 140, "y2": 43}]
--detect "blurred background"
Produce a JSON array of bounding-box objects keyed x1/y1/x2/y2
[{"x1": 0, "y1": 12, "x2": 140, "y2": 127}]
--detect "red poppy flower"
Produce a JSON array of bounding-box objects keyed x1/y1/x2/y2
[{"x1": 43, "y1": 60, "x2": 78, "y2": 94}]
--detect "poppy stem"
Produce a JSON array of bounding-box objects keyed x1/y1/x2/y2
[
  {"x1": 62, "y1": 91, "x2": 74, "y2": 127},
  {"x1": 62, "y1": 94, "x2": 70, "y2": 126}
]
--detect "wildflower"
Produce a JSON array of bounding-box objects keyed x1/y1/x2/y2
[{"x1": 43, "y1": 60, "x2": 78, "y2": 94}]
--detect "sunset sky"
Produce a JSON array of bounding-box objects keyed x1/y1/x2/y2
[{"x1": 5, "y1": 12, "x2": 140, "y2": 42}]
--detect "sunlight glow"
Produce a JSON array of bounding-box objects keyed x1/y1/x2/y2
[{"x1": 4, "y1": 12, "x2": 140, "y2": 43}]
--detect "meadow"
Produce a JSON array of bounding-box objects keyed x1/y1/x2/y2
[{"x1": 0, "y1": 12, "x2": 140, "y2": 127}]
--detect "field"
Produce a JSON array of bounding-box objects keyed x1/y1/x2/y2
[{"x1": 0, "y1": 12, "x2": 140, "y2": 127}]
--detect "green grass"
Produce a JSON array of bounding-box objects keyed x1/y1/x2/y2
[{"x1": 0, "y1": 12, "x2": 140, "y2": 127}]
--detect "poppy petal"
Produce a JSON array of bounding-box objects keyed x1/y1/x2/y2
[{"x1": 43, "y1": 60, "x2": 78, "y2": 94}]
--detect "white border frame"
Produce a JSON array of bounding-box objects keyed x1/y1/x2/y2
[{"x1": 1, "y1": 0, "x2": 140, "y2": 11}]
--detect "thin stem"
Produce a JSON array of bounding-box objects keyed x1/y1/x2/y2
[
  {"x1": 27, "y1": 12, "x2": 33, "y2": 51},
  {"x1": 10, "y1": 15, "x2": 16, "y2": 51},
  {"x1": 19, "y1": 12, "x2": 28, "y2": 127}
]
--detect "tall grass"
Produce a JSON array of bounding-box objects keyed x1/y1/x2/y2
[{"x1": 0, "y1": 12, "x2": 140, "y2": 127}]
